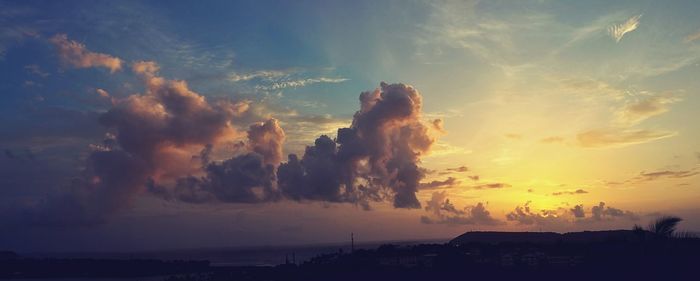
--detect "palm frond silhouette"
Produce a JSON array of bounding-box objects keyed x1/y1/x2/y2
[{"x1": 648, "y1": 216, "x2": 682, "y2": 238}]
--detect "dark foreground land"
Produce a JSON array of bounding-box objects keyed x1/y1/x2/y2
[{"x1": 2, "y1": 230, "x2": 699, "y2": 280}]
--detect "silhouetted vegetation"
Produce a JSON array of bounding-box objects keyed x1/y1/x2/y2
[{"x1": 2, "y1": 217, "x2": 697, "y2": 280}]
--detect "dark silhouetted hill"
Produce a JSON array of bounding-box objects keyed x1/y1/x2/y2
[{"x1": 449, "y1": 230, "x2": 644, "y2": 245}]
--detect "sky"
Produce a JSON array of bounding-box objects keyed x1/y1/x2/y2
[{"x1": 1, "y1": 0, "x2": 699, "y2": 252}]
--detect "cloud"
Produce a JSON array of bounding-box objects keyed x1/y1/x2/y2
[
  {"x1": 158, "y1": 153, "x2": 278, "y2": 204},
  {"x1": 616, "y1": 95, "x2": 680, "y2": 125},
  {"x1": 437, "y1": 165, "x2": 468, "y2": 175},
  {"x1": 255, "y1": 77, "x2": 349, "y2": 91},
  {"x1": 419, "y1": 177, "x2": 459, "y2": 190},
  {"x1": 607, "y1": 168, "x2": 700, "y2": 187},
  {"x1": 684, "y1": 30, "x2": 700, "y2": 43},
  {"x1": 636, "y1": 170, "x2": 700, "y2": 181},
  {"x1": 472, "y1": 182, "x2": 511, "y2": 189},
  {"x1": 95, "y1": 88, "x2": 110, "y2": 99},
  {"x1": 552, "y1": 189, "x2": 588, "y2": 196},
  {"x1": 608, "y1": 14, "x2": 641, "y2": 42},
  {"x1": 506, "y1": 201, "x2": 568, "y2": 226},
  {"x1": 132, "y1": 60, "x2": 160, "y2": 77},
  {"x1": 278, "y1": 82, "x2": 439, "y2": 209},
  {"x1": 558, "y1": 77, "x2": 625, "y2": 100},
  {"x1": 421, "y1": 191, "x2": 502, "y2": 225},
  {"x1": 49, "y1": 34, "x2": 122, "y2": 73},
  {"x1": 24, "y1": 64, "x2": 49, "y2": 77},
  {"x1": 570, "y1": 205, "x2": 586, "y2": 218},
  {"x1": 247, "y1": 119, "x2": 286, "y2": 166},
  {"x1": 10, "y1": 68, "x2": 441, "y2": 225},
  {"x1": 228, "y1": 70, "x2": 287, "y2": 82},
  {"x1": 577, "y1": 128, "x2": 676, "y2": 148},
  {"x1": 506, "y1": 201, "x2": 637, "y2": 226},
  {"x1": 20, "y1": 61, "x2": 251, "y2": 225},
  {"x1": 590, "y1": 202, "x2": 638, "y2": 221}
]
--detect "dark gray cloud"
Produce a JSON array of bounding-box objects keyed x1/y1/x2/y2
[
  {"x1": 606, "y1": 168, "x2": 699, "y2": 187},
  {"x1": 472, "y1": 182, "x2": 510, "y2": 189},
  {"x1": 438, "y1": 166, "x2": 468, "y2": 175},
  {"x1": 165, "y1": 153, "x2": 278, "y2": 204},
  {"x1": 421, "y1": 191, "x2": 502, "y2": 225},
  {"x1": 552, "y1": 189, "x2": 588, "y2": 196},
  {"x1": 506, "y1": 201, "x2": 638, "y2": 226},
  {"x1": 419, "y1": 177, "x2": 459, "y2": 190},
  {"x1": 278, "y1": 82, "x2": 440, "y2": 209},
  {"x1": 590, "y1": 202, "x2": 638, "y2": 221},
  {"x1": 570, "y1": 204, "x2": 585, "y2": 218}
]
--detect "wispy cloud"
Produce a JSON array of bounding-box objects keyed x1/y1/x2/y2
[
  {"x1": 615, "y1": 94, "x2": 680, "y2": 125},
  {"x1": 472, "y1": 182, "x2": 511, "y2": 189},
  {"x1": 577, "y1": 128, "x2": 676, "y2": 148},
  {"x1": 419, "y1": 177, "x2": 460, "y2": 190},
  {"x1": 608, "y1": 14, "x2": 642, "y2": 42},
  {"x1": 49, "y1": 34, "x2": 122, "y2": 73},
  {"x1": 606, "y1": 168, "x2": 700, "y2": 187},
  {"x1": 255, "y1": 77, "x2": 349, "y2": 91},
  {"x1": 684, "y1": 30, "x2": 700, "y2": 43},
  {"x1": 228, "y1": 69, "x2": 348, "y2": 91},
  {"x1": 552, "y1": 189, "x2": 588, "y2": 196},
  {"x1": 228, "y1": 70, "x2": 287, "y2": 82}
]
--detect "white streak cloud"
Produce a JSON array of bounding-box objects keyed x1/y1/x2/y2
[{"x1": 608, "y1": 14, "x2": 641, "y2": 42}]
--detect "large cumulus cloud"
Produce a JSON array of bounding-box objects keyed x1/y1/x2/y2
[
  {"x1": 11, "y1": 36, "x2": 443, "y2": 226},
  {"x1": 14, "y1": 73, "x2": 441, "y2": 226},
  {"x1": 277, "y1": 82, "x2": 439, "y2": 209},
  {"x1": 18, "y1": 60, "x2": 254, "y2": 225}
]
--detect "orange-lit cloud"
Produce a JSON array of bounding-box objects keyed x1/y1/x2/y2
[
  {"x1": 684, "y1": 30, "x2": 700, "y2": 43},
  {"x1": 49, "y1": 34, "x2": 122, "y2": 73}
]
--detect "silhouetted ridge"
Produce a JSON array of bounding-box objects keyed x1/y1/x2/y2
[{"x1": 449, "y1": 230, "x2": 641, "y2": 245}]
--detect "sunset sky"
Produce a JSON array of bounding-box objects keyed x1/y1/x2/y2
[{"x1": 1, "y1": 0, "x2": 699, "y2": 252}]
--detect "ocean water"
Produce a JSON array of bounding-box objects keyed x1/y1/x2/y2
[{"x1": 17, "y1": 239, "x2": 447, "y2": 280}]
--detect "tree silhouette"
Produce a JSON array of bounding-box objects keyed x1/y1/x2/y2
[{"x1": 648, "y1": 216, "x2": 682, "y2": 238}]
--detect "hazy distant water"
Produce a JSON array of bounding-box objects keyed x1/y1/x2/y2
[{"x1": 22, "y1": 238, "x2": 447, "y2": 268}]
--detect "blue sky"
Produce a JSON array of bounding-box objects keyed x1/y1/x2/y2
[{"x1": 1, "y1": 0, "x2": 700, "y2": 252}]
